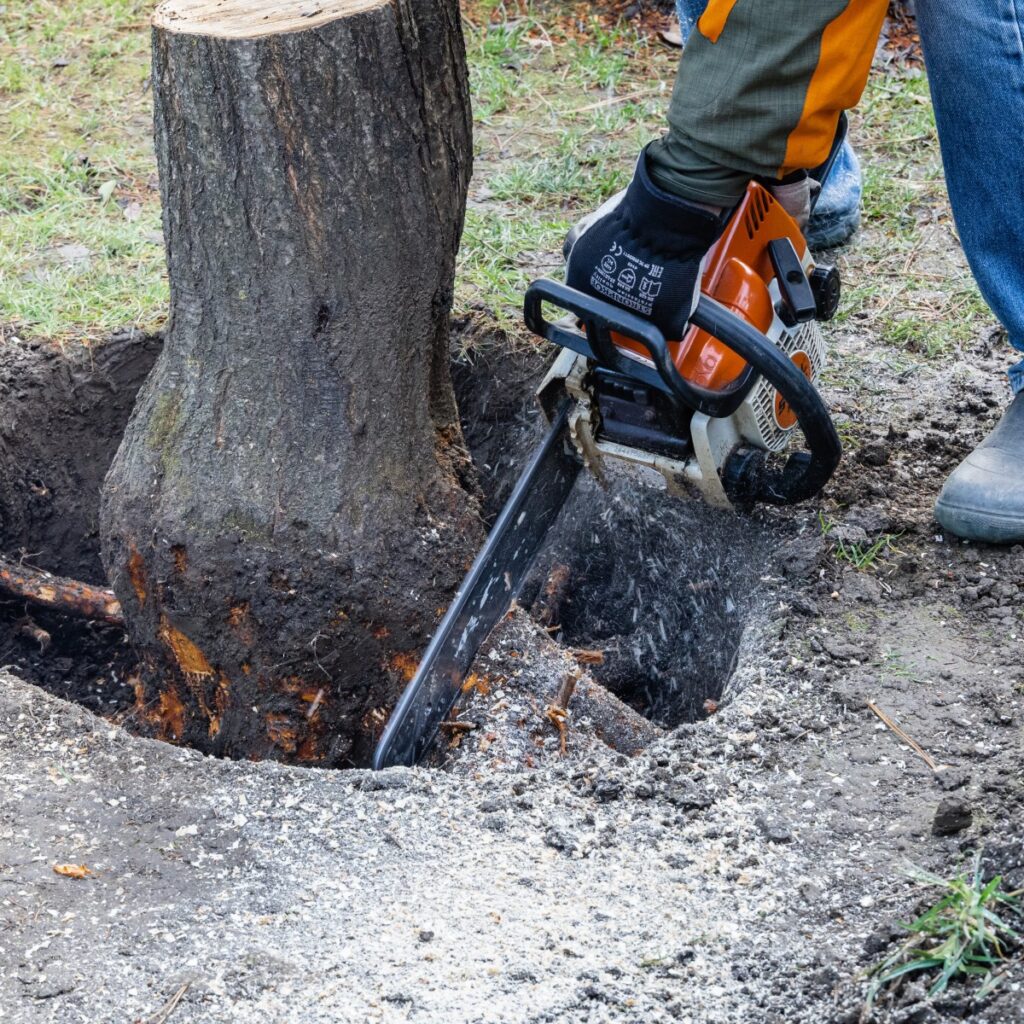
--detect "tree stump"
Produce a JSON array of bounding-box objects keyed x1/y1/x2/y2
[{"x1": 101, "y1": 0, "x2": 482, "y2": 766}]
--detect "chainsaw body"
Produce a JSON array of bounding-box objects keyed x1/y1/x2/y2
[{"x1": 529, "y1": 180, "x2": 841, "y2": 508}]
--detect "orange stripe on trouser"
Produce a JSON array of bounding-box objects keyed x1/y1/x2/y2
[
  {"x1": 696, "y1": 0, "x2": 740, "y2": 44},
  {"x1": 779, "y1": 0, "x2": 889, "y2": 176}
]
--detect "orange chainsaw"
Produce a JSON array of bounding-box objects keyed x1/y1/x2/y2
[{"x1": 374, "y1": 126, "x2": 846, "y2": 769}]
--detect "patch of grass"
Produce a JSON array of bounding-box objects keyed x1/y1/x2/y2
[
  {"x1": 565, "y1": 22, "x2": 636, "y2": 91},
  {"x1": 858, "y1": 73, "x2": 938, "y2": 158},
  {"x1": 464, "y1": 13, "x2": 538, "y2": 119},
  {"x1": 0, "y1": 0, "x2": 165, "y2": 342},
  {"x1": 867, "y1": 852, "x2": 1022, "y2": 1011},
  {"x1": 880, "y1": 648, "x2": 914, "y2": 681},
  {"x1": 820, "y1": 515, "x2": 901, "y2": 570},
  {"x1": 834, "y1": 533, "x2": 899, "y2": 571},
  {"x1": 878, "y1": 284, "x2": 990, "y2": 359},
  {"x1": 488, "y1": 152, "x2": 627, "y2": 207},
  {"x1": 860, "y1": 162, "x2": 921, "y2": 236},
  {"x1": 457, "y1": 208, "x2": 570, "y2": 335}
]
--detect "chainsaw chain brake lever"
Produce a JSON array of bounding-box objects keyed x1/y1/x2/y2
[
  {"x1": 524, "y1": 280, "x2": 842, "y2": 505},
  {"x1": 524, "y1": 279, "x2": 755, "y2": 419}
]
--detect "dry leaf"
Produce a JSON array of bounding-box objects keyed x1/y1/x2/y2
[{"x1": 53, "y1": 863, "x2": 91, "y2": 879}]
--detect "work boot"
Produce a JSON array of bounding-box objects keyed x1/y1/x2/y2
[{"x1": 934, "y1": 393, "x2": 1024, "y2": 543}]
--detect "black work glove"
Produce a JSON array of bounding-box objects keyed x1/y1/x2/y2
[{"x1": 565, "y1": 148, "x2": 723, "y2": 339}]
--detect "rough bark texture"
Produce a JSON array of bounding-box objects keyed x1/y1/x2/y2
[{"x1": 101, "y1": 0, "x2": 482, "y2": 766}]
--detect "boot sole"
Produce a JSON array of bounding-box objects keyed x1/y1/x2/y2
[{"x1": 934, "y1": 498, "x2": 1024, "y2": 545}]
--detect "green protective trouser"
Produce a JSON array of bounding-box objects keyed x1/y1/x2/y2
[{"x1": 647, "y1": 0, "x2": 890, "y2": 206}]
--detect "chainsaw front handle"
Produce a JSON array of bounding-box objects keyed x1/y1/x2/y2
[
  {"x1": 524, "y1": 281, "x2": 841, "y2": 505},
  {"x1": 524, "y1": 279, "x2": 757, "y2": 418}
]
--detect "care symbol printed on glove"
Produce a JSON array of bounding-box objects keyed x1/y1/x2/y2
[
  {"x1": 600, "y1": 254, "x2": 617, "y2": 275},
  {"x1": 639, "y1": 276, "x2": 661, "y2": 299},
  {"x1": 616, "y1": 267, "x2": 636, "y2": 291}
]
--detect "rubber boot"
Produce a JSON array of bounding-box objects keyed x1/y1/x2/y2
[{"x1": 934, "y1": 393, "x2": 1024, "y2": 543}]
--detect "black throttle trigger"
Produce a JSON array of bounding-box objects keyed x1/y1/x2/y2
[{"x1": 768, "y1": 238, "x2": 817, "y2": 327}]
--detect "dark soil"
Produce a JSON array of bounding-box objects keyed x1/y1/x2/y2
[
  {"x1": 0, "y1": 602, "x2": 135, "y2": 718},
  {"x1": 0, "y1": 329, "x2": 160, "y2": 725},
  {"x1": 0, "y1": 328, "x2": 162, "y2": 583}
]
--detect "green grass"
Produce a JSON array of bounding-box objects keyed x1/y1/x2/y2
[
  {"x1": 820, "y1": 515, "x2": 901, "y2": 571},
  {"x1": 458, "y1": 209, "x2": 570, "y2": 335},
  {"x1": 5, "y1": 0, "x2": 993, "y2": 368},
  {"x1": 2, "y1": 0, "x2": 673, "y2": 345},
  {"x1": 0, "y1": 0, "x2": 165, "y2": 343},
  {"x1": 867, "y1": 852, "x2": 1022, "y2": 1010},
  {"x1": 834, "y1": 533, "x2": 900, "y2": 571},
  {"x1": 841, "y1": 72, "x2": 995, "y2": 363}
]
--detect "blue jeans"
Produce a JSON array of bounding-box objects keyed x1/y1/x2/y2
[
  {"x1": 674, "y1": 0, "x2": 1024, "y2": 394},
  {"x1": 916, "y1": 0, "x2": 1024, "y2": 393}
]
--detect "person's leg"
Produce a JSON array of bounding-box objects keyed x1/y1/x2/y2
[
  {"x1": 670, "y1": 0, "x2": 865, "y2": 248},
  {"x1": 650, "y1": 0, "x2": 888, "y2": 205},
  {"x1": 916, "y1": 0, "x2": 1024, "y2": 541},
  {"x1": 915, "y1": 0, "x2": 1024, "y2": 393}
]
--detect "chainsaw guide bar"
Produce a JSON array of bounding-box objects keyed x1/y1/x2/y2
[{"x1": 372, "y1": 403, "x2": 580, "y2": 770}]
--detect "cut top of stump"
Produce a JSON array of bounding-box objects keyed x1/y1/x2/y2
[{"x1": 153, "y1": 0, "x2": 390, "y2": 38}]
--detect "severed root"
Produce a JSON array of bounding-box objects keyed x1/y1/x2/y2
[
  {"x1": 0, "y1": 554, "x2": 124, "y2": 626},
  {"x1": 544, "y1": 669, "x2": 581, "y2": 755},
  {"x1": 532, "y1": 563, "x2": 572, "y2": 629}
]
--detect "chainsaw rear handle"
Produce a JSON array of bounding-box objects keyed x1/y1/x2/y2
[
  {"x1": 689, "y1": 295, "x2": 842, "y2": 505},
  {"x1": 524, "y1": 279, "x2": 756, "y2": 418}
]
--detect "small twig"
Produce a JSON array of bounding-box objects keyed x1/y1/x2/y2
[
  {"x1": 564, "y1": 90, "x2": 652, "y2": 115},
  {"x1": 15, "y1": 617, "x2": 51, "y2": 652},
  {"x1": 144, "y1": 981, "x2": 190, "y2": 1024},
  {"x1": 553, "y1": 671, "x2": 579, "y2": 710},
  {"x1": 544, "y1": 670, "x2": 580, "y2": 755},
  {"x1": 867, "y1": 701, "x2": 938, "y2": 771}
]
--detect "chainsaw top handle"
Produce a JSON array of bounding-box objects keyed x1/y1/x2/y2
[{"x1": 523, "y1": 280, "x2": 842, "y2": 506}]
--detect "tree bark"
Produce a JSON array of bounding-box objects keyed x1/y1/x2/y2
[{"x1": 101, "y1": 0, "x2": 482, "y2": 766}]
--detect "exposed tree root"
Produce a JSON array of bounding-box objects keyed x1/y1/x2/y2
[{"x1": 0, "y1": 554, "x2": 123, "y2": 626}]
